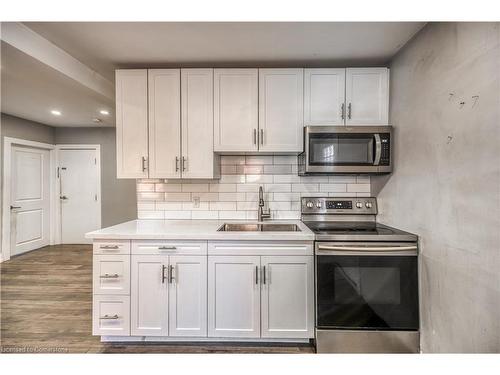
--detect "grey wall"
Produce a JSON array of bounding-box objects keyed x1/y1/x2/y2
[
  {"x1": 375, "y1": 23, "x2": 500, "y2": 352},
  {"x1": 54, "y1": 127, "x2": 137, "y2": 227}
]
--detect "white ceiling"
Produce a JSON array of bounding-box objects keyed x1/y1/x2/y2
[
  {"x1": 24, "y1": 22, "x2": 426, "y2": 81},
  {"x1": 2, "y1": 22, "x2": 426, "y2": 127},
  {"x1": 1, "y1": 41, "x2": 115, "y2": 127}
]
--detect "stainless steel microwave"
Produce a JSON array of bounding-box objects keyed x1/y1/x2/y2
[{"x1": 298, "y1": 126, "x2": 392, "y2": 175}]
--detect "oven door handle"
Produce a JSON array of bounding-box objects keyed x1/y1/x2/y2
[
  {"x1": 317, "y1": 245, "x2": 417, "y2": 251},
  {"x1": 373, "y1": 134, "x2": 382, "y2": 166}
]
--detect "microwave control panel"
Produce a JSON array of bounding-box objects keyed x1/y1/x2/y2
[{"x1": 380, "y1": 134, "x2": 391, "y2": 165}]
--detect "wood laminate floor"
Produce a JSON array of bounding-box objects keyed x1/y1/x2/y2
[{"x1": 0, "y1": 245, "x2": 314, "y2": 354}]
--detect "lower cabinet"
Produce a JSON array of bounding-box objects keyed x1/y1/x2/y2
[
  {"x1": 93, "y1": 295, "x2": 130, "y2": 336},
  {"x1": 208, "y1": 253, "x2": 314, "y2": 339},
  {"x1": 130, "y1": 254, "x2": 207, "y2": 337}
]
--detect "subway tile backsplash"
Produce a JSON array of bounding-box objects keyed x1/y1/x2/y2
[{"x1": 136, "y1": 155, "x2": 371, "y2": 220}]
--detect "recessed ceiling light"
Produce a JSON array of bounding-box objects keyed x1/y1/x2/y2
[
  {"x1": 51, "y1": 110, "x2": 62, "y2": 116},
  {"x1": 99, "y1": 110, "x2": 109, "y2": 115}
]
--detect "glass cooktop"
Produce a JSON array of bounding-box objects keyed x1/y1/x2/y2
[{"x1": 302, "y1": 221, "x2": 417, "y2": 241}]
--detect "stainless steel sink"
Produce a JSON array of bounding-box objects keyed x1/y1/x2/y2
[{"x1": 217, "y1": 223, "x2": 301, "y2": 232}]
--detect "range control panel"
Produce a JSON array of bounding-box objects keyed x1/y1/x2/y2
[{"x1": 301, "y1": 197, "x2": 377, "y2": 215}]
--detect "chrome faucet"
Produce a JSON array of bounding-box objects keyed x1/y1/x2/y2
[{"x1": 258, "y1": 186, "x2": 271, "y2": 221}]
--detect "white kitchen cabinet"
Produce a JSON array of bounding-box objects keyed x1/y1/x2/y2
[
  {"x1": 214, "y1": 69, "x2": 259, "y2": 152},
  {"x1": 148, "y1": 69, "x2": 181, "y2": 178},
  {"x1": 208, "y1": 256, "x2": 261, "y2": 338},
  {"x1": 304, "y1": 68, "x2": 346, "y2": 126},
  {"x1": 130, "y1": 255, "x2": 169, "y2": 336},
  {"x1": 261, "y1": 256, "x2": 314, "y2": 338},
  {"x1": 258, "y1": 68, "x2": 304, "y2": 152},
  {"x1": 93, "y1": 254, "x2": 130, "y2": 295},
  {"x1": 115, "y1": 70, "x2": 149, "y2": 178},
  {"x1": 93, "y1": 295, "x2": 130, "y2": 336},
  {"x1": 345, "y1": 68, "x2": 389, "y2": 126},
  {"x1": 181, "y1": 69, "x2": 217, "y2": 178},
  {"x1": 169, "y1": 255, "x2": 207, "y2": 337}
]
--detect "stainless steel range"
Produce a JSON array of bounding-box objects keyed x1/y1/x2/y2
[{"x1": 301, "y1": 197, "x2": 420, "y2": 353}]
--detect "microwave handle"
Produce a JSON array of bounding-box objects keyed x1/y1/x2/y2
[{"x1": 373, "y1": 134, "x2": 382, "y2": 166}]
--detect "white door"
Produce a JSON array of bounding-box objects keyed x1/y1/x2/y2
[
  {"x1": 258, "y1": 68, "x2": 304, "y2": 152},
  {"x1": 169, "y1": 255, "x2": 207, "y2": 337},
  {"x1": 181, "y1": 69, "x2": 215, "y2": 178},
  {"x1": 59, "y1": 148, "x2": 100, "y2": 244},
  {"x1": 208, "y1": 256, "x2": 261, "y2": 338},
  {"x1": 261, "y1": 256, "x2": 314, "y2": 338},
  {"x1": 148, "y1": 69, "x2": 181, "y2": 178},
  {"x1": 304, "y1": 68, "x2": 346, "y2": 126},
  {"x1": 345, "y1": 68, "x2": 389, "y2": 126},
  {"x1": 10, "y1": 146, "x2": 50, "y2": 255},
  {"x1": 214, "y1": 69, "x2": 259, "y2": 152},
  {"x1": 131, "y1": 255, "x2": 169, "y2": 336},
  {"x1": 115, "y1": 69, "x2": 149, "y2": 178}
]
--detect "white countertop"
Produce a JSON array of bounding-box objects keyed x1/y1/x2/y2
[{"x1": 85, "y1": 219, "x2": 314, "y2": 241}]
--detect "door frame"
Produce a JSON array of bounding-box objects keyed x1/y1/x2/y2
[
  {"x1": 55, "y1": 144, "x2": 101, "y2": 244},
  {"x1": 1, "y1": 137, "x2": 57, "y2": 262}
]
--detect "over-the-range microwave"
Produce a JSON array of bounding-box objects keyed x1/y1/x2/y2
[{"x1": 298, "y1": 126, "x2": 392, "y2": 175}]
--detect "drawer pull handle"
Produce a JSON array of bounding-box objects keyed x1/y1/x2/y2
[
  {"x1": 100, "y1": 273, "x2": 119, "y2": 279},
  {"x1": 100, "y1": 314, "x2": 119, "y2": 320},
  {"x1": 100, "y1": 245, "x2": 119, "y2": 250},
  {"x1": 158, "y1": 246, "x2": 176, "y2": 250}
]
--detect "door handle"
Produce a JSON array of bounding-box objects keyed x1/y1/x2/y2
[
  {"x1": 60, "y1": 196, "x2": 68, "y2": 200},
  {"x1": 182, "y1": 157, "x2": 186, "y2": 172},
  {"x1": 162, "y1": 265, "x2": 167, "y2": 284},
  {"x1": 253, "y1": 129, "x2": 257, "y2": 145},
  {"x1": 255, "y1": 266, "x2": 259, "y2": 285},
  {"x1": 142, "y1": 156, "x2": 148, "y2": 172},
  {"x1": 175, "y1": 157, "x2": 179, "y2": 172},
  {"x1": 341, "y1": 103, "x2": 345, "y2": 120},
  {"x1": 262, "y1": 266, "x2": 266, "y2": 285},
  {"x1": 347, "y1": 103, "x2": 352, "y2": 119},
  {"x1": 260, "y1": 129, "x2": 264, "y2": 146},
  {"x1": 169, "y1": 265, "x2": 175, "y2": 284},
  {"x1": 10, "y1": 205, "x2": 21, "y2": 210}
]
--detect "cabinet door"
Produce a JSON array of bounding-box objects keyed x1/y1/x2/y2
[
  {"x1": 304, "y1": 68, "x2": 346, "y2": 126},
  {"x1": 214, "y1": 69, "x2": 258, "y2": 152},
  {"x1": 258, "y1": 68, "x2": 304, "y2": 152},
  {"x1": 208, "y1": 256, "x2": 261, "y2": 338},
  {"x1": 181, "y1": 69, "x2": 216, "y2": 179},
  {"x1": 130, "y1": 255, "x2": 169, "y2": 336},
  {"x1": 148, "y1": 69, "x2": 181, "y2": 178},
  {"x1": 169, "y1": 255, "x2": 207, "y2": 337},
  {"x1": 93, "y1": 254, "x2": 130, "y2": 295},
  {"x1": 115, "y1": 70, "x2": 149, "y2": 178},
  {"x1": 345, "y1": 68, "x2": 389, "y2": 126},
  {"x1": 261, "y1": 256, "x2": 314, "y2": 338}
]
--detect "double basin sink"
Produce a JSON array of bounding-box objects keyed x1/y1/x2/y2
[{"x1": 217, "y1": 223, "x2": 301, "y2": 232}]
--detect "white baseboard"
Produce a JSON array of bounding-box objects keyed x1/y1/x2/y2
[{"x1": 100, "y1": 336, "x2": 311, "y2": 344}]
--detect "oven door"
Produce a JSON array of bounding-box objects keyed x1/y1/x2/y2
[
  {"x1": 315, "y1": 242, "x2": 419, "y2": 331},
  {"x1": 300, "y1": 126, "x2": 391, "y2": 174}
]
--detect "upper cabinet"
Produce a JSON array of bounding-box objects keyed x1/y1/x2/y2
[
  {"x1": 304, "y1": 68, "x2": 346, "y2": 126},
  {"x1": 345, "y1": 68, "x2": 389, "y2": 126},
  {"x1": 115, "y1": 70, "x2": 149, "y2": 178},
  {"x1": 214, "y1": 69, "x2": 258, "y2": 152},
  {"x1": 304, "y1": 67, "x2": 389, "y2": 126},
  {"x1": 258, "y1": 69, "x2": 304, "y2": 153},
  {"x1": 116, "y1": 69, "x2": 218, "y2": 179}
]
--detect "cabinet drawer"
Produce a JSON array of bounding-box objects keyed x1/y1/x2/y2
[
  {"x1": 92, "y1": 295, "x2": 130, "y2": 336},
  {"x1": 93, "y1": 255, "x2": 130, "y2": 295},
  {"x1": 208, "y1": 241, "x2": 313, "y2": 256},
  {"x1": 132, "y1": 241, "x2": 207, "y2": 255},
  {"x1": 93, "y1": 240, "x2": 130, "y2": 255}
]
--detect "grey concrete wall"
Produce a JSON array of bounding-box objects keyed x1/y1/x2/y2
[
  {"x1": 54, "y1": 127, "x2": 137, "y2": 227},
  {"x1": 375, "y1": 23, "x2": 500, "y2": 352}
]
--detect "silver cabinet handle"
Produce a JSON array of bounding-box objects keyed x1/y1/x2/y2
[
  {"x1": 99, "y1": 273, "x2": 119, "y2": 279},
  {"x1": 255, "y1": 266, "x2": 259, "y2": 285},
  {"x1": 317, "y1": 245, "x2": 418, "y2": 251},
  {"x1": 175, "y1": 157, "x2": 179, "y2": 172},
  {"x1": 182, "y1": 157, "x2": 186, "y2": 172},
  {"x1": 262, "y1": 266, "x2": 266, "y2": 285},
  {"x1": 347, "y1": 103, "x2": 352, "y2": 119},
  {"x1": 162, "y1": 265, "x2": 167, "y2": 284},
  {"x1": 341, "y1": 103, "x2": 345, "y2": 120},
  {"x1": 10, "y1": 205, "x2": 21, "y2": 210},
  {"x1": 169, "y1": 265, "x2": 175, "y2": 284},
  {"x1": 158, "y1": 246, "x2": 176, "y2": 250},
  {"x1": 260, "y1": 129, "x2": 264, "y2": 145},
  {"x1": 253, "y1": 129, "x2": 257, "y2": 145},
  {"x1": 60, "y1": 196, "x2": 68, "y2": 200},
  {"x1": 100, "y1": 245, "x2": 119, "y2": 249},
  {"x1": 100, "y1": 314, "x2": 119, "y2": 320}
]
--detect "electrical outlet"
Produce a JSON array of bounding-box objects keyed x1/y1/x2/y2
[{"x1": 192, "y1": 196, "x2": 200, "y2": 208}]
